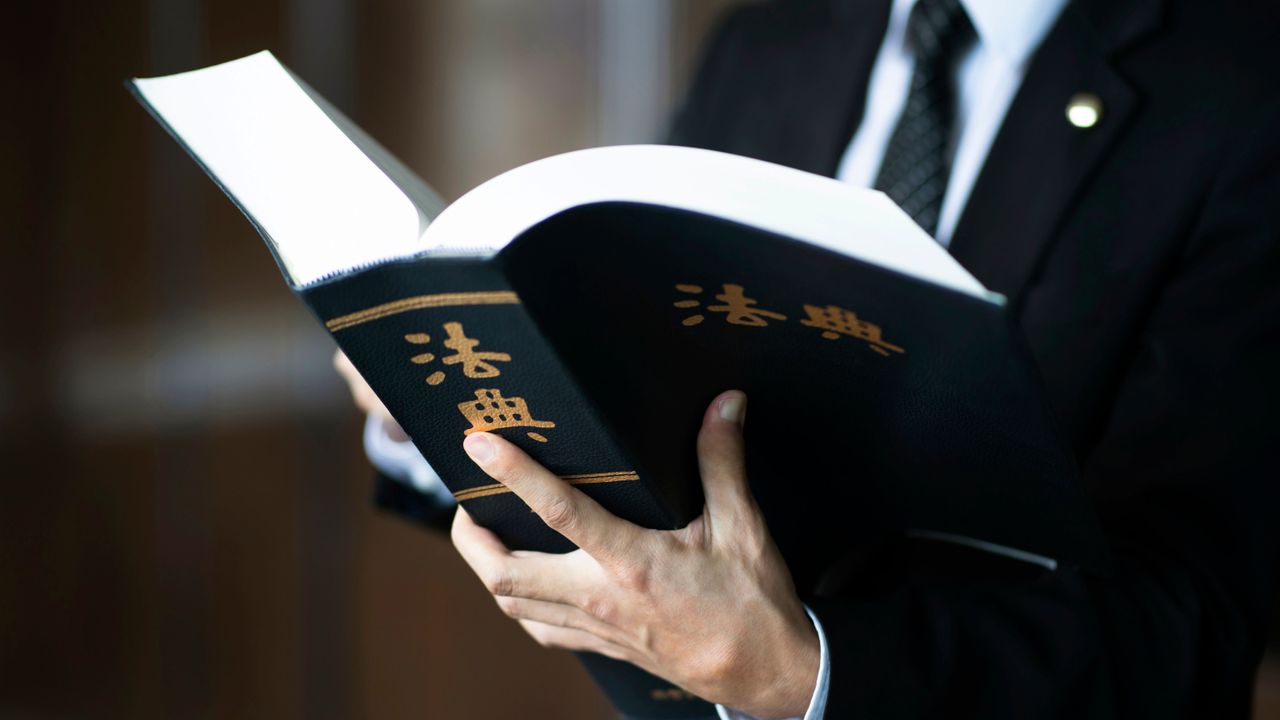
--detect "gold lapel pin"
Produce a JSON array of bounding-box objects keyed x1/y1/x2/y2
[{"x1": 1066, "y1": 92, "x2": 1103, "y2": 129}]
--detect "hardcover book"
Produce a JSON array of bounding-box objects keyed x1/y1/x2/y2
[{"x1": 131, "y1": 51, "x2": 1105, "y2": 719}]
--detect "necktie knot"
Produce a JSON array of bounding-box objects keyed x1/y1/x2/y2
[
  {"x1": 872, "y1": 0, "x2": 975, "y2": 237},
  {"x1": 905, "y1": 0, "x2": 976, "y2": 66}
]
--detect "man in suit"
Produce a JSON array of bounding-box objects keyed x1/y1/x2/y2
[{"x1": 345, "y1": 0, "x2": 1280, "y2": 716}]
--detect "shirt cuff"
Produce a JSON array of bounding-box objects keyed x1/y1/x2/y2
[
  {"x1": 362, "y1": 413, "x2": 456, "y2": 505},
  {"x1": 715, "y1": 606, "x2": 830, "y2": 720}
]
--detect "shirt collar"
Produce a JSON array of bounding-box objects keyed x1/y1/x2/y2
[{"x1": 890, "y1": 0, "x2": 1069, "y2": 67}]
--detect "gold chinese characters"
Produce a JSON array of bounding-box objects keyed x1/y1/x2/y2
[
  {"x1": 800, "y1": 304, "x2": 904, "y2": 356},
  {"x1": 405, "y1": 321, "x2": 556, "y2": 442},
  {"x1": 675, "y1": 283, "x2": 905, "y2": 356},
  {"x1": 404, "y1": 321, "x2": 512, "y2": 385},
  {"x1": 674, "y1": 283, "x2": 788, "y2": 327},
  {"x1": 458, "y1": 388, "x2": 556, "y2": 443}
]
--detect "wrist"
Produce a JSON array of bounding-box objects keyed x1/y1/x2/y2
[
  {"x1": 777, "y1": 613, "x2": 821, "y2": 717},
  {"x1": 741, "y1": 606, "x2": 821, "y2": 718}
]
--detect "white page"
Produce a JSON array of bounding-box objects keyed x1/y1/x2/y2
[
  {"x1": 133, "y1": 51, "x2": 425, "y2": 287},
  {"x1": 426, "y1": 145, "x2": 995, "y2": 301},
  {"x1": 136, "y1": 51, "x2": 991, "y2": 300}
]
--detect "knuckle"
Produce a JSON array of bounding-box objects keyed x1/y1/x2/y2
[
  {"x1": 557, "y1": 605, "x2": 582, "y2": 630},
  {"x1": 581, "y1": 594, "x2": 616, "y2": 624},
  {"x1": 540, "y1": 495, "x2": 579, "y2": 534},
  {"x1": 482, "y1": 567, "x2": 515, "y2": 597},
  {"x1": 614, "y1": 558, "x2": 651, "y2": 593}
]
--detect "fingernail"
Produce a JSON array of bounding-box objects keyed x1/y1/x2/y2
[
  {"x1": 718, "y1": 392, "x2": 746, "y2": 425},
  {"x1": 464, "y1": 433, "x2": 495, "y2": 464}
]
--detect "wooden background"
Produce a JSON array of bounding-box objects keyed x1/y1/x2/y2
[
  {"x1": 0, "y1": 1, "x2": 733, "y2": 717},
  {"x1": 0, "y1": 0, "x2": 1276, "y2": 717}
]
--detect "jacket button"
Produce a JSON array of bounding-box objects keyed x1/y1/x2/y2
[{"x1": 1066, "y1": 92, "x2": 1103, "y2": 129}]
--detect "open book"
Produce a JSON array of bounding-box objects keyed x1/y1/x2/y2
[{"x1": 132, "y1": 51, "x2": 1103, "y2": 719}]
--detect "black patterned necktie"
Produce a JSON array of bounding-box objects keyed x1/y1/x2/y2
[{"x1": 873, "y1": 0, "x2": 976, "y2": 236}]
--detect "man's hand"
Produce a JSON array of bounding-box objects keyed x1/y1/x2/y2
[
  {"x1": 332, "y1": 350, "x2": 408, "y2": 442},
  {"x1": 450, "y1": 391, "x2": 819, "y2": 718}
]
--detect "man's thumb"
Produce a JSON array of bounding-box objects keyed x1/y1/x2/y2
[{"x1": 696, "y1": 391, "x2": 756, "y2": 531}]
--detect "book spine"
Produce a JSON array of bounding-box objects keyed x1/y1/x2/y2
[
  {"x1": 301, "y1": 256, "x2": 672, "y2": 549},
  {"x1": 299, "y1": 256, "x2": 714, "y2": 718}
]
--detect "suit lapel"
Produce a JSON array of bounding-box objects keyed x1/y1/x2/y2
[
  {"x1": 815, "y1": 0, "x2": 896, "y2": 176},
  {"x1": 759, "y1": 0, "x2": 892, "y2": 176},
  {"x1": 946, "y1": 0, "x2": 1163, "y2": 305}
]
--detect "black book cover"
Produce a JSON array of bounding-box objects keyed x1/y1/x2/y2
[{"x1": 301, "y1": 201, "x2": 1107, "y2": 718}]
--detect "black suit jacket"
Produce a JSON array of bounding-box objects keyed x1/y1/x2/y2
[
  {"x1": 376, "y1": 0, "x2": 1279, "y2": 716},
  {"x1": 665, "y1": 0, "x2": 1280, "y2": 717}
]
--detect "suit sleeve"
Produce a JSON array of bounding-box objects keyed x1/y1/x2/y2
[
  {"x1": 363, "y1": 414, "x2": 457, "y2": 532},
  {"x1": 804, "y1": 103, "x2": 1280, "y2": 718},
  {"x1": 371, "y1": 471, "x2": 456, "y2": 532}
]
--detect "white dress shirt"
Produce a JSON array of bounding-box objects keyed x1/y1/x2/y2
[
  {"x1": 367, "y1": 0, "x2": 1067, "y2": 716},
  {"x1": 838, "y1": 0, "x2": 1068, "y2": 247}
]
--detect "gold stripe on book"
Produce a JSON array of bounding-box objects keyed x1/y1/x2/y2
[
  {"x1": 325, "y1": 291, "x2": 520, "y2": 331},
  {"x1": 454, "y1": 471, "x2": 640, "y2": 502}
]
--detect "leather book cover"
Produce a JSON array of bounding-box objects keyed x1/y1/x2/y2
[
  {"x1": 300, "y1": 201, "x2": 1107, "y2": 719},
  {"x1": 497, "y1": 203, "x2": 1107, "y2": 583}
]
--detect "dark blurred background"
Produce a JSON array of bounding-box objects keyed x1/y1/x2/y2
[
  {"x1": 1, "y1": 0, "x2": 1277, "y2": 718},
  {"x1": 0, "y1": 1, "x2": 741, "y2": 717}
]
